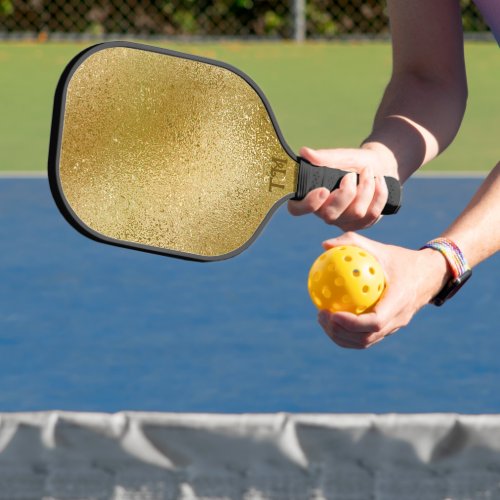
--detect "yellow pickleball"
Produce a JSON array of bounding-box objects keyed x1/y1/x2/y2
[{"x1": 308, "y1": 245, "x2": 385, "y2": 314}]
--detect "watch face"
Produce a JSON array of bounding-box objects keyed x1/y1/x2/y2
[{"x1": 432, "y1": 269, "x2": 472, "y2": 306}]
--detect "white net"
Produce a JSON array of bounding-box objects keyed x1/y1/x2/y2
[{"x1": 0, "y1": 412, "x2": 500, "y2": 499}]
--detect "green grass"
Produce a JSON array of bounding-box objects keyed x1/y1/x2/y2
[{"x1": 0, "y1": 40, "x2": 497, "y2": 172}]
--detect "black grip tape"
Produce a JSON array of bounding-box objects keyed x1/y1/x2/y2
[{"x1": 293, "y1": 157, "x2": 402, "y2": 215}]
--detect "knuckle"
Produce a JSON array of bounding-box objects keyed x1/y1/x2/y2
[
  {"x1": 350, "y1": 205, "x2": 367, "y2": 219},
  {"x1": 366, "y1": 205, "x2": 382, "y2": 220},
  {"x1": 325, "y1": 214, "x2": 339, "y2": 225},
  {"x1": 371, "y1": 319, "x2": 385, "y2": 332},
  {"x1": 401, "y1": 315, "x2": 411, "y2": 328},
  {"x1": 343, "y1": 183, "x2": 357, "y2": 198},
  {"x1": 359, "y1": 339, "x2": 371, "y2": 349},
  {"x1": 362, "y1": 333, "x2": 380, "y2": 348},
  {"x1": 319, "y1": 208, "x2": 340, "y2": 225}
]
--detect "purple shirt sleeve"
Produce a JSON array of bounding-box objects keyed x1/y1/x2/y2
[{"x1": 473, "y1": 0, "x2": 500, "y2": 45}]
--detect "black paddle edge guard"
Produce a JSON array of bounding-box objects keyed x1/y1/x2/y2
[
  {"x1": 47, "y1": 41, "x2": 296, "y2": 262},
  {"x1": 293, "y1": 158, "x2": 402, "y2": 215}
]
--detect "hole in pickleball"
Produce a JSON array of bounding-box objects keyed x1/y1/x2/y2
[
  {"x1": 344, "y1": 256, "x2": 352, "y2": 262},
  {"x1": 378, "y1": 284, "x2": 382, "y2": 291},
  {"x1": 359, "y1": 251, "x2": 367, "y2": 257},
  {"x1": 369, "y1": 267, "x2": 375, "y2": 275},
  {"x1": 322, "y1": 286, "x2": 332, "y2": 299},
  {"x1": 334, "y1": 277, "x2": 344, "y2": 287},
  {"x1": 352, "y1": 269, "x2": 360, "y2": 277},
  {"x1": 356, "y1": 306, "x2": 366, "y2": 314},
  {"x1": 362, "y1": 285, "x2": 369, "y2": 293},
  {"x1": 342, "y1": 295, "x2": 351, "y2": 304},
  {"x1": 333, "y1": 303, "x2": 342, "y2": 311},
  {"x1": 327, "y1": 264, "x2": 335, "y2": 272},
  {"x1": 313, "y1": 271, "x2": 321, "y2": 282},
  {"x1": 313, "y1": 294, "x2": 322, "y2": 307}
]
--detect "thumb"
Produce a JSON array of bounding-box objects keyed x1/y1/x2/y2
[
  {"x1": 322, "y1": 231, "x2": 368, "y2": 250},
  {"x1": 299, "y1": 147, "x2": 366, "y2": 170},
  {"x1": 299, "y1": 146, "x2": 324, "y2": 165}
]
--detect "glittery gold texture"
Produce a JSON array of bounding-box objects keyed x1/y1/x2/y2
[{"x1": 59, "y1": 47, "x2": 297, "y2": 258}]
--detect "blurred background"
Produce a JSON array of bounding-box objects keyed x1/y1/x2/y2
[
  {"x1": 0, "y1": 1, "x2": 497, "y2": 176},
  {"x1": 0, "y1": 0, "x2": 492, "y2": 40}
]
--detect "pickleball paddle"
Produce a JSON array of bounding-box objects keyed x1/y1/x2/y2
[{"x1": 48, "y1": 41, "x2": 401, "y2": 261}]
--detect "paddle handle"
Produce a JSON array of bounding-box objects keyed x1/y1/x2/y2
[{"x1": 293, "y1": 157, "x2": 402, "y2": 215}]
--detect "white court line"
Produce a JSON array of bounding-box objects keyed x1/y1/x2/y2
[
  {"x1": 0, "y1": 171, "x2": 47, "y2": 178},
  {"x1": 414, "y1": 170, "x2": 487, "y2": 178}
]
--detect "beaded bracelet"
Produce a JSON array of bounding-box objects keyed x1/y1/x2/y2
[
  {"x1": 421, "y1": 238, "x2": 470, "y2": 278},
  {"x1": 421, "y1": 238, "x2": 472, "y2": 306}
]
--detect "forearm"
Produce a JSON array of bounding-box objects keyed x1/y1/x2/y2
[
  {"x1": 362, "y1": 73, "x2": 467, "y2": 182},
  {"x1": 418, "y1": 162, "x2": 500, "y2": 303},
  {"x1": 441, "y1": 162, "x2": 500, "y2": 267},
  {"x1": 361, "y1": 0, "x2": 467, "y2": 183}
]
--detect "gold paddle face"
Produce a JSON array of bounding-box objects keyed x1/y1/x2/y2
[{"x1": 55, "y1": 43, "x2": 298, "y2": 260}]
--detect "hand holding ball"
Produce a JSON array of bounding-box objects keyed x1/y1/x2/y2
[{"x1": 308, "y1": 245, "x2": 385, "y2": 314}]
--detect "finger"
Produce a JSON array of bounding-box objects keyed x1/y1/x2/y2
[
  {"x1": 328, "y1": 326, "x2": 381, "y2": 349},
  {"x1": 321, "y1": 324, "x2": 365, "y2": 349},
  {"x1": 342, "y1": 164, "x2": 376, "y2": 221},
  {"x1": 288, "y1": 188, "x2": 330, "y2": 216},
  {"x1": 363, "y1": 174, "x2": 389, "y2": 223},
  {"x1": 330, "y1": 311, "x2": 385, "y2": 335},
  {"x1": 299, "y1": 146, "x2": 325, "y2": 165},
  {"x1": 319, "y1": 311, "x2": 371, "y2": 348},
  {"x1": 332, "y1": 294, "x2": 402, "y2": 339},
  {"x1": 299, "y1": 147, "x2": 367, "y2": 171},
  {"x1": 322, "y1": 231, "x2": 369, "y2": 250},
  {"x1": 331, "y1": 336, "x2": 365, "y2": 349},
  {"x1": 330, "y1": 316, "x2": 390, "y2": 349},
  {"x1": 315, "y1": 172, "x2": 357, "y2": 224},
  {"x1": 319, "y1": 310, "x2": 391, "y2": 349}
]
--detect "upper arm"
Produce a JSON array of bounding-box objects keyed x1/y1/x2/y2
[{"x1": 387, "y1": 0, "x2": 467, "y2": 86}]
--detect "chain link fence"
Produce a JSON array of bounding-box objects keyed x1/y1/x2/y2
[{"x1": 0, "y1": 0, "x2": 491, "y2": 40}]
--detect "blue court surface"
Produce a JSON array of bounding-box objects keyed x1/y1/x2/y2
[{"x1": 0, "y1": 176, "x2": 498, "y2": 413}]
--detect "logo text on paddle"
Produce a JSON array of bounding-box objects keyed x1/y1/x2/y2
[{"x1": 268, "y1": 157, "x2": 287, "y2": 192}]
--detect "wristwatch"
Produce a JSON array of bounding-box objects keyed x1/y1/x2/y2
[{"x1": 421, "y1": 238, "x2": 472, "y2": 306}]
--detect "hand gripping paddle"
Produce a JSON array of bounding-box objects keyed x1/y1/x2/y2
[{"x1": 49, "y1": 41, "x2": 401, "y2": 261}]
